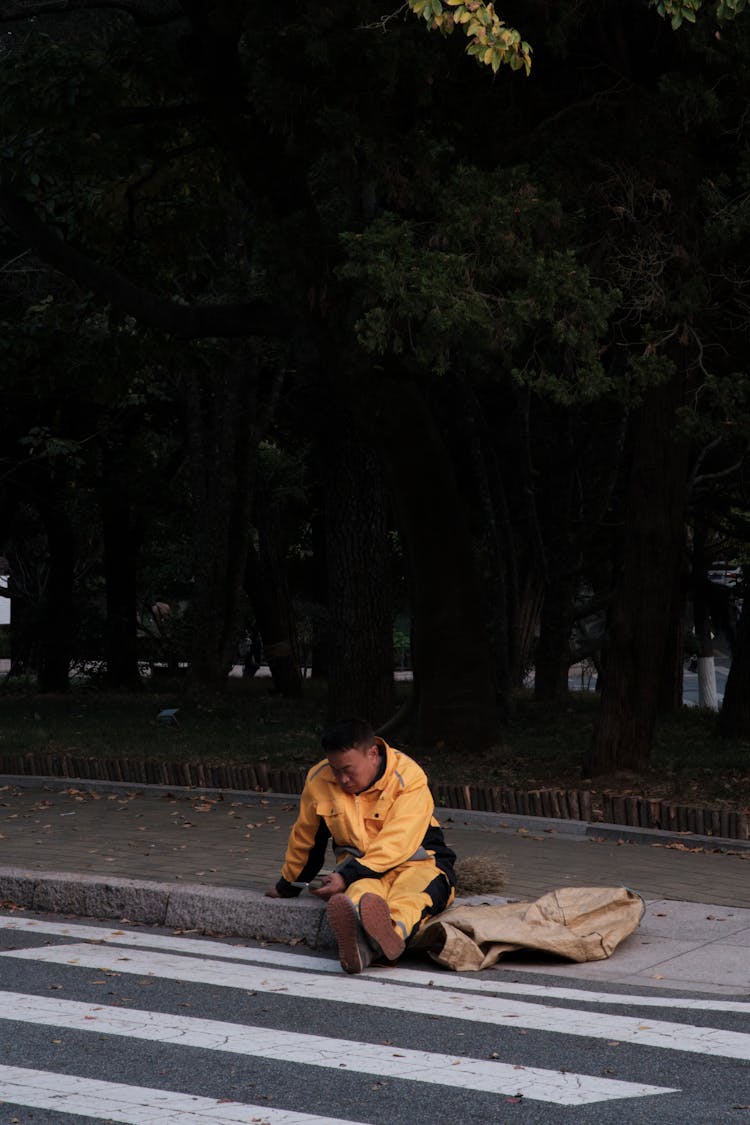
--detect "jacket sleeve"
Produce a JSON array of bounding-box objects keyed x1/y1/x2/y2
[
  {"x1": 277, "y1": 782, "x2": 331, "y2": 897},
  {"x1": 336, "y1": 770, "x2": 435, "y2": 886}
]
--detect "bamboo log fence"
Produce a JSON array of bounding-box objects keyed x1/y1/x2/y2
[{"x1": 0, "y1": 752, "x2": 747, "y2": 841}]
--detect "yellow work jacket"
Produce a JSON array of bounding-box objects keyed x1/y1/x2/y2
[{"x1": 276, "y1": 737, "x2": 455, "y2": 896}]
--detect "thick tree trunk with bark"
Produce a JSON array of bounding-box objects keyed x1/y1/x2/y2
[
  {"x1": 719, "y1": 602, "x2": 750, "y2": 738},
  {"x1": 324, "y1": 421, "x2": 395, "y2": 726},
  {"x1": 517, "y1": 569, "x2": 544, "y2": 686},
  {"x1": 531, "y1": 431, "x2": 579, "y2": 703},
  {"x1": 692, "y1": 586, "x2": 719, "y2": 710},
  {"x1": 244, "y1": 477, "x2": 304, "y2": 699},
  {"x1": 100, "y1": 442, "x2": 141, "y2": 689},
  {"x1": 657, "y1": 600, "x2": 687, "y2": 713},
  {"x1": 458, "y1": 376, "x2": 513, "y2": 711},
  {"x1": 534, "y1": 567, "x2": 576, "y2": 701},
  {"x1": 532, "y1": 453, "x2": 578, "y2": 701},
  {"x1": 355, "y1": 374, "x2": 498, "y2": 750},
  {"x1": 185, "y1": 346, "x2": 259, "y2": 688},
  {"x1": 36, "y1": 494, "x2": 75, "y2": 693},
  {"x1": 489, "y1": 462, "x2": 521, "y2": 701},
  {"x1": 689, "y1": 522, "x2": 719, "y2": 711},
  {"x1": 586, "y1": 379, "x2": 689, "y2": 776},
  {"x1": 308, "y1": 505, "x2": 330, "y2": 680}
]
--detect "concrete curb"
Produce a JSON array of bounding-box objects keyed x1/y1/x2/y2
[
  {"x1": 0, "y1": 866, "x2": 511, "y2": 948},
  {"x1": 0, "y1": 866, "x2": 337, "y2": 949},
  {"x1": 3, "y1": 773, "x2": 749, "y2": 852}
]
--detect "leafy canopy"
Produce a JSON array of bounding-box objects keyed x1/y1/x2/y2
[
  {"x1": 408, "y1": 0, "x2": 749, "y2": 72},
  {"x1": 406, "y1": 0, "x2": 532, "y2": 74},
  {"x1": 654, "y1": 0, "x2": 747, "y2": 30}
]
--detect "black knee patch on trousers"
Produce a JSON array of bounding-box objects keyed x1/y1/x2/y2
[{"x1": 409, "y1": 872, "x2": 453, "y2": 940}]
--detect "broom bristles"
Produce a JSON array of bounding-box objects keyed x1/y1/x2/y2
[{"x1": 454, "y1": 854, "x2": 507, "y2": 895}]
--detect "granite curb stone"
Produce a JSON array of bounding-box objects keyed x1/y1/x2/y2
[
  {"x1": 0, "y1": 866, "x2": 337, "y2": 948},
  {"x1": 2, "y1": 864, "x2": 749, "y2": 995}
]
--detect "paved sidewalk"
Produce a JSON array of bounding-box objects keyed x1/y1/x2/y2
[{"x1": 1, "y1": 776, "x2": 749, "y2": 996}]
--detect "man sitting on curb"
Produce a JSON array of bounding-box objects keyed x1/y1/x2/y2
[{"x1": 265, "y1": 717, "x2": 456, "y2": 973}]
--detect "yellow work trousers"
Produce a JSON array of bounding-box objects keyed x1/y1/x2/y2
[{"x1": 346, "y1": 862, "x2": 454, "y2": 944}]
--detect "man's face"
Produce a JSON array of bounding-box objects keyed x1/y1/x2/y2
[{"x1": 327, "y1": 741, "x2": 381, "y2": 795}]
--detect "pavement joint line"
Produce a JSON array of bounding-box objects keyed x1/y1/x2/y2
[{"x1": 3, "y1": 772, "x2": 749, "y2": 853}]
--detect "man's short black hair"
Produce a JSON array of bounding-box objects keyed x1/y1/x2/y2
[{"x1": 321, "y1": 717, "x2": 376, "y2": 753}]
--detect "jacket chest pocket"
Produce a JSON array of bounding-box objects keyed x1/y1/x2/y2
[
  {"x1": 316, "y1": 800, "x2": 342, "y2": 822},
  {"x1": 315, "y1": 801, "x2": 347, "y2": 843},
  {"x1": 364, "y1": 793, "x2": 394, "y2": 828}
]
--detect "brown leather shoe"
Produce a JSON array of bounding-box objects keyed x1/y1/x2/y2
[
  {"x1": 326, "y1": 893, "x2": 373, "y2": 974},
  {"x1": 358, "y1": 892, "x2": 405, "y2": 962}
]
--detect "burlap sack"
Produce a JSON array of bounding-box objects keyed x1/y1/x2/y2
[{"x1": 410, "y1": 885, "x2": 644, "y2": 972}]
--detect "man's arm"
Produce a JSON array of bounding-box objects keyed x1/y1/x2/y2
[{"x1": 265, "y1": 784, "x2": 330, "y2": 898}]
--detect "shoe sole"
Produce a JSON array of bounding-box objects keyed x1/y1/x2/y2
[
  {"x1": 326, "y1": 894, "x2": 369, "y2": 974},
  {"x1": 359, "y1": 893, "x2": 405, "y2": 962}
]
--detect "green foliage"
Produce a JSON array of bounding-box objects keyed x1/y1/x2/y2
[
  {"x1": 406, "y1": 0, "x2": 532, "y2": 73},
  {"x1": 626, "y1": 351, "x2": 678, "y2": 401},
  {"x1": 405, "y1": 0, "x2": 749, "y2": 71},
  {"x1": 339, "y1": 167, "x2": 618, "y2": 402},
  {"x1": 507, "y1": 251, "x2": 619, "y2": 406},
  {"x1": 676, "y1": 369, "x2": 750, "y2": 443},
  {"x1": 653, "y1": 0, "x2": 748, "y2": 28},
  {"x1": 258, "y1": 441, "x2": 309, "y2": 507},
  {"x1": 654, "y1": 0, "x2": 702, "y2": 27},
  {"x1": 339, "y1": 213, "x2": 492, "y2": 374},
  {"x1": 17, "y1": 427, "x2": 84, "y2": 465}
]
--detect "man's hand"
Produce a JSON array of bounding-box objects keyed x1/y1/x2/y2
[
  {"x1": 264, "y1": 885, "x2": 281, "y2": 898},
  {"x1": 309, "y1": 872, "x2": 346, "y2": 899}
]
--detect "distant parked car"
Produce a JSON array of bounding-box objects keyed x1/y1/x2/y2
[{"x1": 708, "y1": 561, "x2": 743, "y2": 587}]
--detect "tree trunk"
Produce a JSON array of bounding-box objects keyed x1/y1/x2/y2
[
  {"x1": 488, "y1": 457, "x2": 521, "y2": 700},
  {"x1": 534, "y1": 567, "x2": 576, "y2": 702},
  {"x1": 718, "y1": 601, "x2": 750, "y2": 738},
  {"x1": 185, "y1": 345, "x2": 259, "y2": 688},
  {"x1": 690, "y1": 522, "x2": 718, "y2": 711},
  {"x1": 517, "y1": 569, "x2": 544, "y2": 687},
  {"x1": 458, "y1": 375, "x2": 512, "y2": 711},
  {"x1": 308, "y1": 504, "x2": 330, "y2": 680},
  {"x1": 324, "y1": 419, "x2": 395, "y2": 726},
  {"x1": 657, "y1": 600, "x2": 686, "y2": 713},
  {"x1": 533, "y1": 426, "x2": 578, "y2": 703},
  {"x1": 693, "y1": 585, "x2": 719, "y2": 711},
  {"x1": 586, "y1": 378, "x2": 689, "y2": 776},
  {"x1": 36, "y1": 494, "x2": 75, "y2": 693},
  {"x1": 244, "y1": 478, "x2": 305, "y2": 699},
  {"x1": 100, "y1": 442, "x2": 141, "y2": 689},
  {"x1": 354, "y1": 374, "x2": 497, "y2": 750},
  {"x1": 4, "y1": 578, "x2": 34, "y2": 676}
]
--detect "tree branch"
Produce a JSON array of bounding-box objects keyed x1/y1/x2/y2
[{"x1": 0, "y1": 192, "x2": 276, "y2": 339}]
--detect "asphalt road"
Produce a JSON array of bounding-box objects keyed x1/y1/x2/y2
[{"x1": 1, "y1": 911, "x2": 748, "y2": 1124}]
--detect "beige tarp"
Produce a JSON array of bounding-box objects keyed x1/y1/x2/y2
[{"x1": 410, "y1": 886, "x2": 644, "y2": 972}]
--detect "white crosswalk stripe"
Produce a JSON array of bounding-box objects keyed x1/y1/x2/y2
[
  {"x1": 0, "y1": 991, "x2": 677, "y2": 1106},
  {"x1": 5, "y1": 915, "x2": 750, "y2": 1014},
  {"x1": 7, "y1": 914, "x2": 750, "y2": 1121},
  {"x1": 0, "y1": 1064, "x2": 362, "y2": 1124},
  {"x1": 4, "y1": 941, "x2": 749, "y2": 1061}
]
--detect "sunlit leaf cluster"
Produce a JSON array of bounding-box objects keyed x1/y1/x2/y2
[{"x1": 407, "y1": 0, "x2": 532, "y2": 73}]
